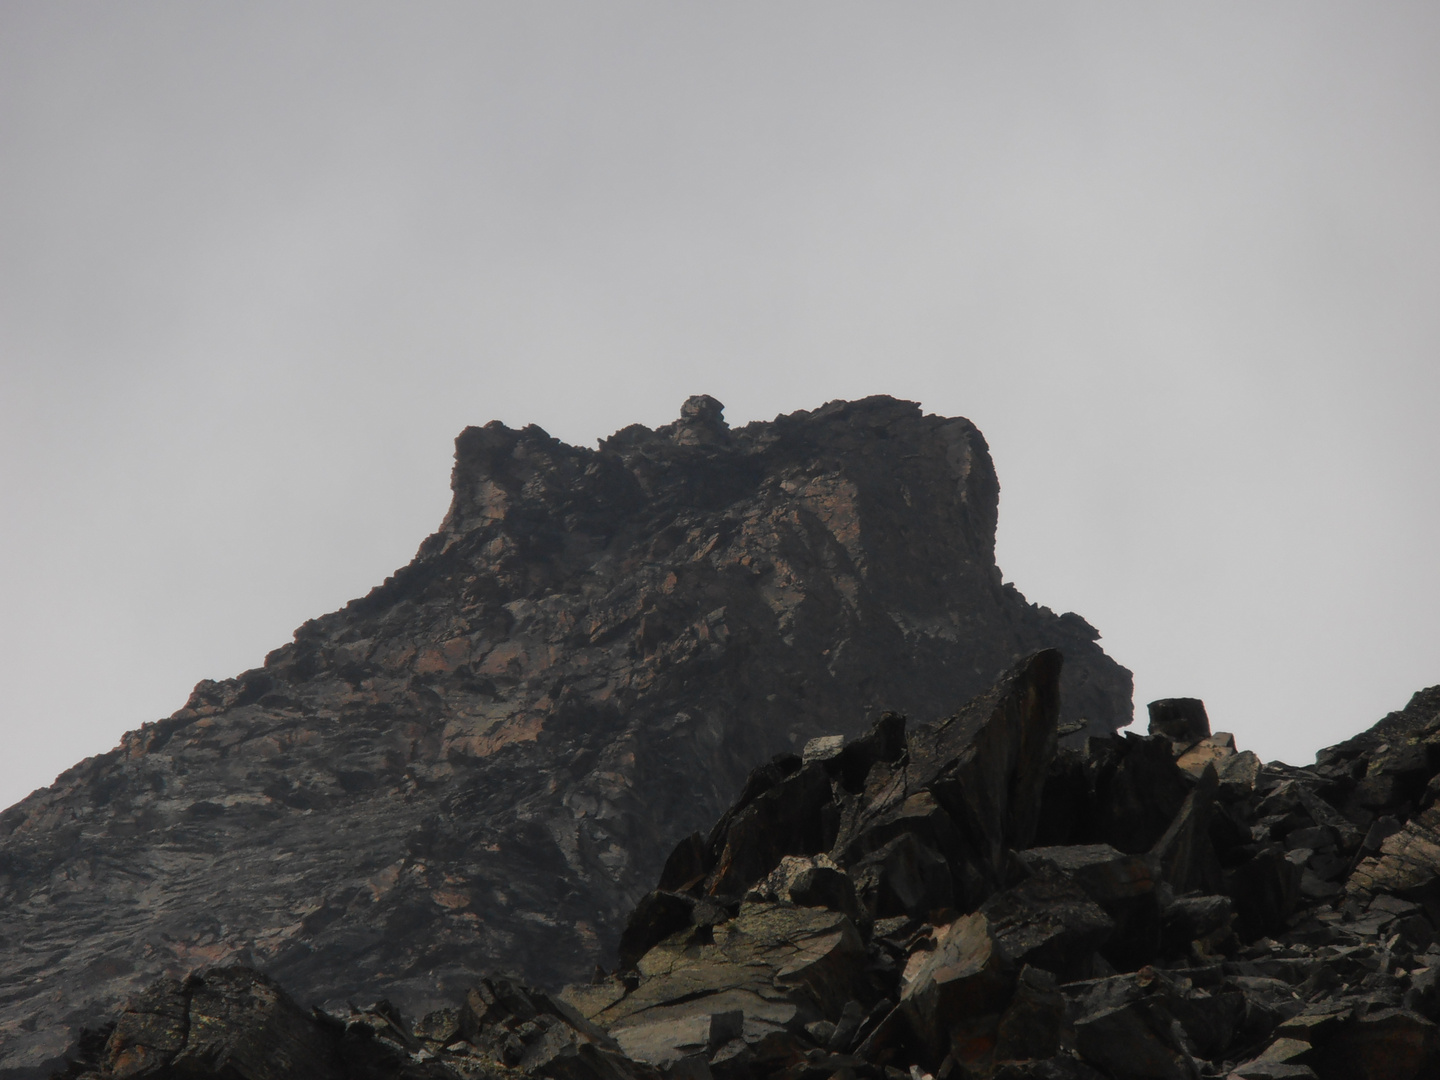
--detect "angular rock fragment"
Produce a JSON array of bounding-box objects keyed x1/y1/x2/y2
[
  {"x1": 1348, "y1": 805, "x2": 1440, "y2": 921},
  {"x1": 896, "y1": 912, "x2": 1015, "y2": 1069},
  {"x1": 1070, "y1": 965, "x2": 1244, "y2": 1080},
  {"x1": 705, "y1": 763, "x2": 836, "y2": 897},
  {"x1": 101, "y1": 978, "x2": 191, "y2": 1079},
  {"x1": 994, "y1": 966, "x2": 1066, "y2": 1064},
  {"x1": 1149, "y1": 763, "x2": 1223, "y2": 894},
  {"x1": 1160, "y1": 893, "x2": 1236, "y2": 960},
  {"x1": 1018, "y1": 844, "x2": 1157, "y2": 906},
  {"x1": 1317, "y1": 1007, "x2": 1439, "y2": 1080},
  {"x1": 1085, "y1": 735, "x2": 1193, "y2": 855},
  {"x1": 980, "y1": 871, "x2": 1115, "y2": 982},
  {"x1": 1148, "y1": 698, "x2": 1212, "y2": 749},
  {"x1": 67, "y1": 968, "x2": 345, "y2": 1080}
]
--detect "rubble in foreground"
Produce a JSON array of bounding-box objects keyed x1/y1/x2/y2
[{"x1": 54, "y1": 654, "x2": 1440, "y2": 1080}]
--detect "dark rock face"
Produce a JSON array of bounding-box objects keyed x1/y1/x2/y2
[
  {"x1": 0, "y1": 396, "x2": 1133, "y2": 1074},
  {"x1": 57, "y1": 661, "x2": 1440, "y2": 1080}
]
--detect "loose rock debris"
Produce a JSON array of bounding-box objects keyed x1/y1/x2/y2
[{"x1": 56, "y1": 657, "x2": 1440, "y2": 1079}]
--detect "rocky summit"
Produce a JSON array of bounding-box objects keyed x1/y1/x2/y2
[
  {"x1": 50, "y1": 655, "x2": 1440, "y2": 1080},
  {"x1": 0, "y1": 396, "x2": 1133, "y2": 1075}
]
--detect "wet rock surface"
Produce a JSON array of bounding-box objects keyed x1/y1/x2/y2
[
  {"x1": 51, "y1": 656, "x2": 1440, "y2": 1080},
  {"x1": 0, "y1": 397, "x2": 1134, "y2": 1074}
]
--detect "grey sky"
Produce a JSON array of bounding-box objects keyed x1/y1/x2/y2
[{"x1": 2, "y1": 3, "x2": 1438, "y2": 811}]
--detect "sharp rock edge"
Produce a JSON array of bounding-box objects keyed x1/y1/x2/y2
[{"x1": 0, "y1": 396, "x2": 1133, "y2": 1075}]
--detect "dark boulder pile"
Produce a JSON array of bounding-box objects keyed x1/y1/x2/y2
[{"x1": 53, "y1": 661, "x2": 1440, "y2": 1080}]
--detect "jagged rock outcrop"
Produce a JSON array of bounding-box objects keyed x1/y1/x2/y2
[
  {"x1": 56, "y1": 661, "x2": 1440, "y2": 1080},
  {"x1": 0, "y1": 396, "x2": 1133, "y2": 1076}
]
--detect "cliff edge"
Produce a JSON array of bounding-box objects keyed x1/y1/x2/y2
[{"x1": 0, "y1": 396, "x2": 1132, "y2": 1073}]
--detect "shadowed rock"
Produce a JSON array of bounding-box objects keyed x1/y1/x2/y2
[
  {"x1": 53, "y1": 675, "x2": 1440, "y2": 1080},
  {"x1": 0, "y1": 397, "x2": 1135, "y2": 1071}
]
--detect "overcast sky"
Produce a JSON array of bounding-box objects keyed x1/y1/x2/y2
[{"x1": 2, "y1": 3, "x2": 1438, "y2": 811}]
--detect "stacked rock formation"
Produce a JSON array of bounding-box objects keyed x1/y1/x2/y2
[
  {"x1": 0, "y1": 397, "x2": 1134, "y2": 1076},
  {"x1": 54, "y1": 656, "x2": 1440, "y2": 1080}
]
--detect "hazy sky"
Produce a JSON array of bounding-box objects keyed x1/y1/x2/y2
[{"x1": 3, "y1": 3, "x2": 1438, "y2": 811}]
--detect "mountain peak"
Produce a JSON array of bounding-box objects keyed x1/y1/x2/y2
[{"x1": 0, "y1": 398, "x2": 1130, "y2": 1074}]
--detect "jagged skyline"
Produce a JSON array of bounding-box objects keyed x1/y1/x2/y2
[{"x1": 3, "y1": 4, "x2": 1440, "y2": 810}]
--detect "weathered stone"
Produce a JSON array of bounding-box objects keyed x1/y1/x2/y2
[
  {"x1": 1160, "y1": 894, "x2": 1235, "y2": 960},
  {"x1": 1315, "y1": 1007, "x2": 1440, "y2": 1080},
  {"x1": 102, "y1": 978, "x2": 191, "y2": 1079},
  {"x1": 847, "y1": 832, "x2": 955, "y2": 922},
  {"x1": 532, "y1": 1040, "x2": 666, "y2": 1080},
  {"x1": 1018, "y1": 844, "x2": 1156, "y2": 905},
  {"x1": 1148, "y1": 698, "x2": 1212, "y2": 748},
  {"x1": 1175, "y1": 736, "x2": 1261, "y2": 797},
  {"x1": 1229, "y1": 1063, "x2": 1317, "y2": 1080},
  {"x1": 619, "y1": 892, "x2": 704, "y2": 971},
  {"x1": 657, "y1": 834, "x2": 709, "y2": 893},
  {"x1": 831, "y1": 712, "x2": 907, "y2": 795},
  {"x1": 1070, "y1": 966, "x2": 1244, "y2": 1079},
  {"x1": 749, "y1": 855, "x2": 860, "y2": 923},
  {"x1": 1032, "y1": 750, "x2": 1093, "y2": 848},
  {"x1": 1073, "y1": 996, "x2": 1192, "y2": 1080},
  {"x1": 1228, "y1": 845, "x2": 1302, "y2": 941},
  {"x1": 1176, "y1": 732, "x2": 1235, "y2": 776},
  {"x1": 1349, "y1": 805, "x2": 1440, "y2": 921},
  {"x1": 994, "y1": 966, "x2": 1065, "y2": 1063},
  {"x1": 1218, "y1": 750, "x2": 1263, "y2": 796},
  {"x1": 898, "y1": 913, "x2": 1015, "y2": 1068},
  {"x1": 706, "y1": 763, "x2": 836, "y2": 897},
  {"x1": 802, "y1": 736, "x2": 845, "y2": 765},
  {"x1": 0, "y1": 398, "x2": 1135, "y2": 1067},
  {"x1": 596, "y1": 903, "x2": 868, "y2": 1042},
  {"x1": 1086, "y1": 735, "x2": 1193, "y2": 855},
  {"x1": 788, "y1": 866, "x2": 860, "y2": 923},
  {"x1": 980, "y1": 871, "x2": 1114, "y2": 982},
  {"x1": 612, "y1": 1012, "x2": 735, "y2": 1070},
  {"x1": 1149, "y1": 763, "x2": 1224, "y2": 894},
  {"x1": 94, "y1": 967, "x2": 346, "y2": 1080}
]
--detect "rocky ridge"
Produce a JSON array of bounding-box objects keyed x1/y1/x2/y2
[
  {"x1": 53, "y1": 655, "x2": 1440, "y2": 1080},
  {"x1": 0, "y1": 397, "x2": 1133, "y2": 1075}
]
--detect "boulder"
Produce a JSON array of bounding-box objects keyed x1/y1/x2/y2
[
  {"x1": 1086, "y1": 735, "x2": 1193, "y2": 855},
  {"x1": 1348, "y1": 805, "x2": 1440, "y2": 922},
  {"x1": 100, "y1": 978, "x2": 192, "y2": 1079},
  {"x1": 1019, "y1": 844, "x2": 1156, "y2": 907},
  {"x1": 619, "y1": 892, "x2": 706, "y2": 971},
  {"x1": 1313, "y1": 1007, "x2": 1440, "y2": 1080},
  {"x1": 705, "y1": 763, "x2": 836, "y2": 898},
  {"x1": 980, "y1": 871, "x2": 1115, "y2": 982},
  {"x1": 594, "y1": 903, "x2": 868, "y2": 1050},
  {"x1": 911, "y1": 651, "x2": 1063, "y2": 879},
  {"x1": 994, "y1": 966, "x2": 1066, "y2": 1063},
  {"x1": 611, "y1": 1011, "x2": 742, "y2": 1071},
  {"x1": 1148, "y1": 698, "x2": 1212, "y2": 749},
  {"x1": 747, "y1": 854, "x2": 860, "y2": 923},
  {"x1": 91, "y1": 968, "x2": 343, "y2": 1080},
  {"x1": 896, "y1": 913, "x2": 1016, "y2": 1069},
  {"x1": 1149, "y1": 763, "x2": 1224, "y2": 895}
]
